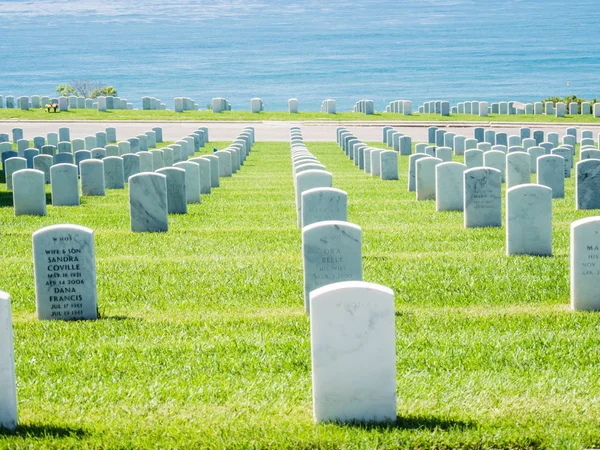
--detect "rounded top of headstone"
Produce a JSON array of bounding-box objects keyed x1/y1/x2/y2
[
  {"x1": 309, "y1": 280, "x2": 394, "y2": 301},
  {"x1": 302, "y1": 219, "x2": 361, "y2": 235},
  {"x1": 129, "y1": 171, "x2": 166, "y2": 181},
  {"x1": 32, "y1": 223, "x2": 93, "y2": 239},
  {"x1": 156, "y1": 167, "x2": 185, "y2": 174}
]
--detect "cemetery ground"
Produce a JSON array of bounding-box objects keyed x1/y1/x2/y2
[
  {"x1": 2, "y1": 108, "x2": 600, "y2": 123},
  {"x1": 1, "y1": 140, "x2": 600, "y2": 449}
]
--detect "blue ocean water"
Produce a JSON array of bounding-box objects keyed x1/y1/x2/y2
[{"x1": 0, "y1": 0, "x2": 599, "y2": 111}]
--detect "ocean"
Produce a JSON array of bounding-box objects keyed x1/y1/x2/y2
[{"x1": 0, "y1": 0, "x2": 599, "y2": 111}]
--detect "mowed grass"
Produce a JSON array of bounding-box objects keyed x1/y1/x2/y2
[
  {"x1": 2, "y1": 108, "x2": 600, "y2": 123},
  {"x1": 0, "y1": 140, "x2": 600, "y2": 449}
]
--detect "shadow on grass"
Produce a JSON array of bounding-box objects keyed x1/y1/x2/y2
[
  {"x1": 0, "y1": 423, "x2": 86, "y2": 438},
  {"x1": 339, "y1": 415, "x2": 475, "y2": 431},
  {"x1": 0, "y1": 192, "x2": 53, "y2": 208},
  {"x1": 101, "y1": 315, "x2": 143, "y2": 321}
]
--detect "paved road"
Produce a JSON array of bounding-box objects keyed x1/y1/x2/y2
[{"x1": 1, "y1": 120, "x2": 599, "y2": 143}]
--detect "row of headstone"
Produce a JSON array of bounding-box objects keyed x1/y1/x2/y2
[
  {"x1": 5, "y1": 126, "x2": 169, "y2": 214},
  {"x1": 129, "y1": 127, "x2": 250, "y2": 232},
  {"x1": 353, "y1": 99, "x2": 374, "y2": 115},
  {"x1": 0, "y1": 95, "x2": 109, "y2": 111},
  {"x1": 407, "y1": 127, "x2": 563, "y2": 255},
  {"x1": 385, "y1": 100, "x2": 412, "y2": 115},
  {"x1": 337, "y1": 127, "x2": 400, "y2": 180},
  {"x1": 292, "y1": 129, "x2": 397, "y2": 423},
  {"x1": 418, "y1": 99, "x2": 600, "y2": 117},
  {"x1": 97, "y1": 95, "x2": 133, "y2": 112},
  {"x1": 292, "y1": 128, "x2": 348, "y2": 230},
  {"x1": 212, "y1": 97, "x2": 232, "y2": 113},
  {"x1": 174, "y1": 97, "x2": 198, "y2": 112},
  {"x1": 142, "y1": 97, "x2": 165, "y2": 110},
  {"x1": 320, "y1": 99, "x2": 336, "y2": 114}
]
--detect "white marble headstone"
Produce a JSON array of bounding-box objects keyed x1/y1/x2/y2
[
  {"x1": 12, "y1": 169, "x2": 46, "y2": 216},
  {"x1": 537, "y1": 155, "x2": 564, "y2": 198},
  {"x1": 506, "y1": 185, "x2": 552, "y2": 255},
  {"x1": 156, "y1": 167, "x2": 187, "y2": 214},
  {"x1": 129, "y1": 173, "x2": 168, "y2": 232},
  {"x1": 436, "y1": 162, "x2": 467, "y2": 211},
  {"x1": 301, "y1": 187, "x2": 348, "y2": 228},
  {"x1": 50, "y1": 163, "x2": 80, "y2": 206},
  {"x1": 416, "y1": 157, "x2": 442, "y2": 200},
  {"x1": 32, "y1": 225, "x2": 98, "y2": 320},
  {"x1": 173, "y1": 161, "x2": 201, "y2": 204},
  {"x1": 295, "y1": 170, "x2": 333, "y2": 228},
  {"x1": 302, "y1": 220, "x2": 362, "y2": 313},
  {"x1": 464, "y1": 167, "x2": 501, "y2": 228},
  {"x1": 408, "y1": 154, "x2": 430, "y2": 192},
  {"x1": 571, "y1": 217, "x2": 600, "y2": 310},
  {"x1": 380, "y1": 151, "x2": 398, "y2": 180},
  {"x1": 0, "y1": 291, "x2": 17, "y2": 430},
  {"x1": 80, "y1": 160, "x2": 105, "y2": 196},
  {"x1": 506, "y1": 152, "x2": 530, "y2": 188},
  {"x1": 103, "y1": 156, "x2": 125, "y2": 189},
  {"x1": 576, "y1": 159, "x2": 600, "y2": 210},
  {"x1": 310, "y1": 281, "x2": 396, "y2": 424}
]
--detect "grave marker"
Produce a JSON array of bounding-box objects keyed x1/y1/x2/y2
[
  {"x1": 33, "y1": 225, "x2": 98, "y2": 320},
  {"x1": 302, "y1": 221, "x2": 362, "y2": 313},
  {"x1": 310, "y1": 281, "x2": 396, "y2": 424}
]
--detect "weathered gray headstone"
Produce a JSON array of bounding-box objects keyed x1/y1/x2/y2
[
  {"x1": 80, "y1": 159, "x2": 105, "y2": 196},
  {"x1": 464, "y1": 167, "x2": 502, "y2": 228},
  {"x1": 173, "y1": 161, "x2": 201, "y2": 204},
  {"x1": 129, "y1": 173, "x2": 168, "y2": 232},
  {"x1": 576, "y1": 159, "x2": 600, "y2": 210},
  {"x1": 506, "y1": 152, "x2": 530, "y2": 188},
  {"x1": 483, "y1": 151, "x2": 506, "y2": 182},
  {"x1": 33, "y1": 154, "x2": 52, "y2": 183},
  {"x1": 380, "y1": 151, "x2": 398, "y2": 180},
  {"x1": 301, "y1": 187, "x2": 347, "y2": 228},
  {"x1": 5, "y1": 157, "x2": 26, "y2": 190},
  {"x1": 12, "y1": 169, "x2": 46, "y2": 216},
  {"x1": 50, "y1": 163, "x2": 79, "y2": 206},
  {"x1": 155, "y1": 167, "x2": 187, "y2": 214},
  {"x1": 123, "y1": 153, "x2": 140, "y2": 181},
  {"x1": 103, "y1": 156, "x2": 125, "y2": 189}
]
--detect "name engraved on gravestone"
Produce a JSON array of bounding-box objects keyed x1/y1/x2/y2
[
  {"x1": 302, "y1": 220, "x2": 362, "y2": 314},
  {"x1": 571, "y1": 217, "x2": 600, "y2": 310},
  {"x1": 33, "y1": 225, "x2": 98, "y2": 320},
  {"x1": 301, "y1": 187, "x2": 348, "y2": 228}
]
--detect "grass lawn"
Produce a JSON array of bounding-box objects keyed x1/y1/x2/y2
[
  {"x1": 2, "y1": 108, "x2": 600, "y2": 123},
  {"x1": 0, "y1": 140, "x2": 599, "y2": 449}
]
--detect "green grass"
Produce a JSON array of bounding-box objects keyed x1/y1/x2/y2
[
  {"x1": 1, "y1": 141, "x2": 600, "y2": 449},
  {"x1": 2, "y1": 108, "x2": 600, "y2": 123}
]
